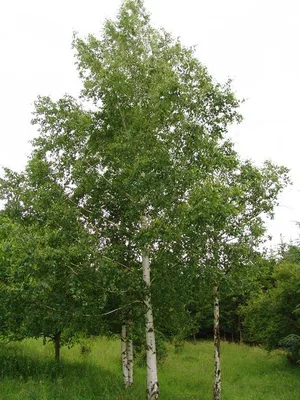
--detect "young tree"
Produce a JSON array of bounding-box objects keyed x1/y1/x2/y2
[
  {"x1": 0, "y1": 157, "x2": 107, "y2": 360},
  {"x1": 182, "y1": 159, "x2": 289, "y2": 399}
]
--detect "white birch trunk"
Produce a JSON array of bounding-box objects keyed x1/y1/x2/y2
[
  {"x1": 127, "y1": 319, "x2": 134, "y2": 386},
  {"x1": 121, "y1": 323, "x2": 129, "y2": 387},
  {"x1": 141, "y1": 215, "x2": 159, "y2": 400},
  {"x1": 213, "y1": 285, "x2": 221, "y2": 400}
]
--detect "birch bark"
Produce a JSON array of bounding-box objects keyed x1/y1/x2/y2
[
  {"x1": 141, "y1": 215, "x2": 159, "y2": 400},
  {"x1": 127, "y1": 319, "x2": 134, "y2": 386},
  {"x1": 213, "y1": 285, "x2": 221, "y2": 400},
  {"x1": 121, "y1": 323, "x2": 129, "y2": 387}
]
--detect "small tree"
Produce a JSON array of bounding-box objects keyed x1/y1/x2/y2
[
  {"x1": 182, "y1": 159, "x2": 289, "y2": 399},
  {"x1": 0, "y1": 157, "x2": 107, "y2": 359}
]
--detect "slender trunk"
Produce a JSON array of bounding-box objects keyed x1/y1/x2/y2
[
  {"x1": 238, "y1": 315, "x2": 243, "y2": 344},
  {"x1": 54, "y1": 332, "x2": 61, "y2": 361},
  {"x1": 121, "y1": 324, "x2": 129, "y2": 387},
  {"x1": 213, "y1": 285, "x2": 221, "y2": 400},
  {"x1": 127, "y1": 319, "x2": 134, "y2": 386},
  {"x1": 142, "y1": 216, "x2": 159, "y2": 400}
]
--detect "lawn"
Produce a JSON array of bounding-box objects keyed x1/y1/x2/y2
[{"x1": 0, "y1": 338, "x2": 299, "y2": 399}]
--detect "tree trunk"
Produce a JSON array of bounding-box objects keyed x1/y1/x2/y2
[
  {"x1": 213, "y1": 285, "x2": 221, "y2": 400},
  {"x1": 238, "y1": 315, "x2": 243, "y2": 344},
  {"x1": 142, "y1": 215, "x2": 159, "y2": 400},
  {"x1": 121, "y1": 323, "x2": 129, "y2": 387},
  {"x1": 127, "y1": 319, "x2": 134, "y2": 387},
  {"x1": 54, "y1": 332, "x2": 61, "y2": 361}
]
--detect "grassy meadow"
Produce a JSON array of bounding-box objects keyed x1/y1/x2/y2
[{"x1": 0, "y1": 338, "x2": 299, "y2": 400}]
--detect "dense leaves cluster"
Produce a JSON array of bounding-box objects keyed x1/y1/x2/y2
[{"x1": 241, "y1": 245, "x2": 300, "y2": 364}]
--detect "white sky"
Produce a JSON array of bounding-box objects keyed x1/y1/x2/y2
[{"x1": 0, "y1": 0, "x2": 299, "y2": 248}]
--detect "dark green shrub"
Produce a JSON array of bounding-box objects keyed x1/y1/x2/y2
[{"x1": 279, "y1": 334, "x2": 300, "y2": 364}]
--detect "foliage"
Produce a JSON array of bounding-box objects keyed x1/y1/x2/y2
[
  {"x1": 0, "y1": 156, "x2": 107, "y2": 352},
  {"x1": 242, "y1": 262, "x2": 300, "y2": 353},
  {"x1": 0, "y1": 4, "x2": 292, "y2": 396},
  {"x1": 279, "y1": 334, "x2": 300, "y2": 364},
  {"x1": 28, "y1": 0, "x2": 249, "y2": 356},
  {"x1": 134, "y1": 331, "x2": 168, "y2": 366}
]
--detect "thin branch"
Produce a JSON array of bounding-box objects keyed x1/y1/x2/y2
[{"x1": 102, "y1": 255, "x2": 136, "y2": 270}]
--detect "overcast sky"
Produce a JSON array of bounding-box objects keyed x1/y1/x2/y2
[{"x1": 0, "y1": 0, "x2": 299, "y2": 248}]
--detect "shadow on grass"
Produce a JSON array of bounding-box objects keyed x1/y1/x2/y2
[
  {"x1": 0, "y1": 344, "x2": 115, "y2": 383},
  {"x1": 0, "y1": 344, "x2": 144, "y2": 400}
]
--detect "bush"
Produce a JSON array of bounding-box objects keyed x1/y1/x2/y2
[
  {"x1": 279, "y1": 334, "x2": 300, "y2": 364},
  {"x1": 134, "y1": 331, "x2": 168, "y2": 366}
]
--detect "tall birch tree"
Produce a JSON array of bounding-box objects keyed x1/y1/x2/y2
[{"x1": 30, "y1": 0, "x2": 247, "y2": 397}]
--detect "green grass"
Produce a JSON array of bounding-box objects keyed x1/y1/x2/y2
[{"x1": 0, "y1": 338, "x2": 299, "y2": 399}]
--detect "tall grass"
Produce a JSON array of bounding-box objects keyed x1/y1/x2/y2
[{"x1": 0, "y1": 338, "x2": 299, "y2": 399}]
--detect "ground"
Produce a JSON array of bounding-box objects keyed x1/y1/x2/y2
[{"x1": 0, "y1": 338, "x2": 299, "y2": 399}]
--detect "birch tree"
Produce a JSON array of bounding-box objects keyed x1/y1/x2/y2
[
  {"x1": 183, "y1": 159, "x2": 289, "y2": 400},
  {"x1": 30, "y1": 0, "x2": 246, "y2": 397}
]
